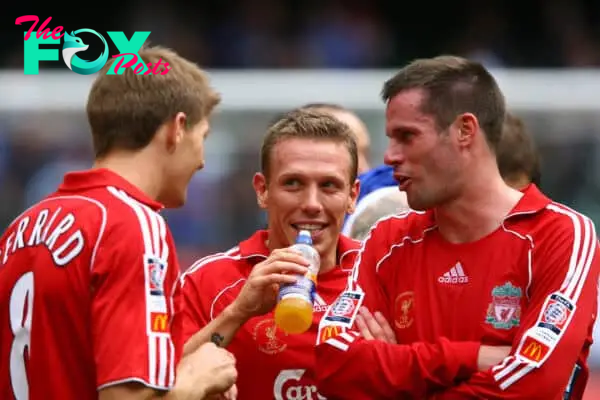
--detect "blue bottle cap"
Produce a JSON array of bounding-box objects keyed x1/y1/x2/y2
[{"x1": 296, "y1": 230, "x2": 313, "y2": 245}]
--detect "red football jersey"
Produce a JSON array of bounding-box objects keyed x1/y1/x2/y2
[
  {"x1": 315, "y1": 184, "x2": 600, "y2": 399},
  {"x1": 0, "y1": 169, "x2": 180, "y2": 400},
  {"x1": 174, "y1": 230, "x2": 360, "y2": 400}
]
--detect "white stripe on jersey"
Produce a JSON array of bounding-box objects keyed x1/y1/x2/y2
[
  {"x1": 348, "y1": 211, "x2": 433, "y2": 291},
  {"x1": 150, "y1": 208, "x2": 175, "y2": 387},
  {"x1": 107, "y1": 187, "x2": 173, "y2": 389},
  {"x1": 314, "y1": 293, "x2": 327, "y2": 306},
  {"x1": 323, "y1": 330, "x2": 359, "y2": 352},
  {"x1": 493, "y1": 203, "x2": 597, "y2": 390},
  {"x1": 180, "y1": 248, "x2": 267, "y2": 321},
  {"x1": 183, "y1": 246, "x2": 241, "y2": 277}
]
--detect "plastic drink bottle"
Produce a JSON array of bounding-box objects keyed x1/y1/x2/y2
[{"x1": 273, "y1": 230, "x2": 321, "y2": 334}]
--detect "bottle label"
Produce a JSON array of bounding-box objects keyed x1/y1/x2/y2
[{"x1": 278, "y1": 273, "x2": 316, "y2": 303}]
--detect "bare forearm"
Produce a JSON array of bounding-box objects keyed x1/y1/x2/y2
[
  {"x1": 183, "y1": 304, "x2": 247, "y2": 356},
  {"x1": 98, "y1": 383, "x2": 206, "y2": 400},
  {"x1": 162, "y1": 386, "x2": 207, "y2": 400}
]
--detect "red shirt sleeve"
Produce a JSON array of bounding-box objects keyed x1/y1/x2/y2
[
  {"x1": 315, "y1": 218, "x2": 480, "y2": 399},
  {"x1": 171, "y1": 262, "x2": 213, "y2": 347},
  {"x1": 432, "y1": 208, "x2": 600, "y2": 399},
  {"x1": 91, "y1": 208, "x2": 179, "y2": 391}
]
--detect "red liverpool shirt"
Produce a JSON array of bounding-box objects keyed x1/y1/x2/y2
[
  {"x1": 175, "y1": 230, "x2": 360, "y2": 400},
  {"x1": 0, "y1": 169, "x2": 180, "y2": 400},
  {"x1": 315, "y1": 184, "x2": 599, "y2": 400}
]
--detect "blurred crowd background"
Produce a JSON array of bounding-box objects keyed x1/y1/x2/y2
[
  {"x1": 2, "y1": 0, "x2": 600, "y2": 396},
  {"x1": 5, "y1": 0, "x2": 600, "y2": 69}
]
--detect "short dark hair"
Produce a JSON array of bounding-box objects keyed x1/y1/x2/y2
[
  {"x1": 87, "y1": 45, "x2": 220, "y2": 158},
  {"x1": 299, "y1": 102, "x2": 346, "y2": 112},
  {"x1": 497, "y1": 112, "x2": 541, "y2": 186},
  {"x1": 261, "y1": 109, "x2": 358, "y2": 183},
  {"x1": 381, "y1": 55, "x2": 506, "y2": 151},
  {"x1": 268, "y1": 103, "x2": 348, "y2": 126}
]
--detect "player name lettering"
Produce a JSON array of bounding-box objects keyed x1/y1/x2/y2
[{"x1": 0, "y1": 208, "x2": 85, "y2": 267}]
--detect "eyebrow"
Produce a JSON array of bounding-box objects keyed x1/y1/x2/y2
[{"x1": 278, "y1": 171, "x2": 346, "y2": 181}]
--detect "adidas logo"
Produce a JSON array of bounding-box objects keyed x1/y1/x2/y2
[
  {"x1": 438, "y1": 263, "x2": 469, "y2": 284},
  {"x1": 313, "y1": 294, "x2": 329, "y2": 312},
  {"x1": 313, "y1": 304, "x2": 329, "y2": 312}
]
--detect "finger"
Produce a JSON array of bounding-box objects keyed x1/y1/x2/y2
[
  {"x1": 355, "y1": 314, "x2": 374, "y2": 340},
  {"x1": 222, "y1": 367, "x2": 238, "y2": 386},
  {"x1": 255, "y1": 261, "x2": 309, "y2": 276},
  {"x1": 220, "y1": 349, "x2": 235, "y2": 362},
  {"x1": 270, "y1": 247, "x2": 290, "y2": 256},
  {"x1": 281, "y1": 246, "x2": 305, "y2": 256},
  {"x1": 374, "y1": 311, "x2": 397, "y2": 344},
  {"x1": 227, "y1": 384, "x2": 238, "y2": 400},
  {"x1": 359, "y1": 307, "x2": 386, "y2": 341},
  {"x1": 267, "y1": 250, "x2": 311, "y2": 266},
  {"x1": 251, "y1": 274, "x2": 300, "y2": 287}
]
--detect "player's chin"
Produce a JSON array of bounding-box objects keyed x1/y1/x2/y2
[
  {"x1": 313, "y1": 230, "x2": 335, "y2": 252},
  {"x1": 405, "y1": 192, "x2": 426, "y2": 211},
  {"x1": 163, "y1": 196, "x2": 185, "y2": 209},
  {"x1": 162, "y1": 186, "x2": 187, "y2": 209}
]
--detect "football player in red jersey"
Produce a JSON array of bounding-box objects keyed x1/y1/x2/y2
[
  {"x1": 314, "y1": 56, "x2": 599, "y2": 400},
  {"x1": 354, "y1": 111, "x2": 543, "y2": 330},
  {"x1": 174, "y1": 109, "x2": 363, "y2": 400},
  {"x1": 0, "y1": 46, "x2": 237, "y2": 400}
]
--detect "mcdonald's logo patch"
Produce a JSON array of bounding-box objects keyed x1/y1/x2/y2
[
  {"x1": 150, "y1": 312, "x2": 169, "y2": 333},
  {"x1": 519, "y1": 336, "x2": 550, "y2": 365},
  {"x1": 319, "y1": 325, "x2": 342, "y2": 343}
]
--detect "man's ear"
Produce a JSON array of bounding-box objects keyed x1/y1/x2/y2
[
  {"x1": 454, "y1": 112, "x2": 478, "y2": 149},
  {"x1": 164, "y1": 112, "x2": 187, "y2": 153},
  {"x1": 252, "y1": 173, "x2": 269, "y2": 209}
]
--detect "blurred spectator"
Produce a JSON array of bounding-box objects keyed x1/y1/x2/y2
[
  {"x1": 300, "y1": 1, "x2": 393, "y2": 67},
  {"x1": 209, "y1": 0, "x2": 300, "y2": 67},
  {"x1": 451, "y1": 4, "x2": 509, "y2": 67}
]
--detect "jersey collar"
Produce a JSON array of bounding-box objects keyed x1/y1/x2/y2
[
  {"x1": 238, "y1": 230, "x2": 361, "y2": 269},
  {"x1": 505, "y1": 184, "x2": 551, "y2": 219},
  {"x1": 57, "y1": 168, "x2": 164, "y2": 211},
  {"x1": 419, "y1": 184, "x2": 550, "y2": 227},
  {"x1": 238, "y1": 230, "x2": 270, "y2": 258}
]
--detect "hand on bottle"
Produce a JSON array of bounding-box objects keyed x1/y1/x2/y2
[{"x1": 230, "y1": 248, "x2": 309, "y2": 319}]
